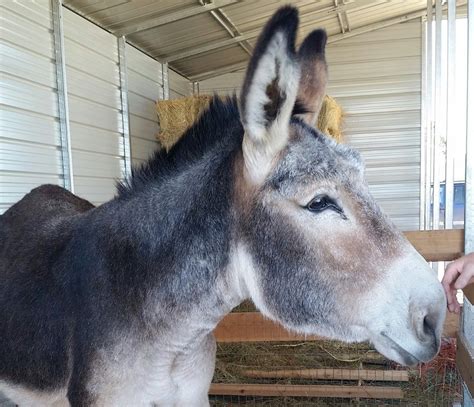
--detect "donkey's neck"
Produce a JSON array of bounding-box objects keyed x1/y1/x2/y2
[{"x1": 100, "y1": 130, "x2": 248, "y2": 348}]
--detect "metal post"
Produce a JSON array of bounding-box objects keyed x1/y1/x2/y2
[
  {"x1": 51, "y1": 0, "x2": 74, "y2": 192},
  {"x1": 118, "y1": 36, "x2": 132, "y2": 177},
  {"x1": 433, "y1": 0, "x2": 443, "y2": 231},
  {"x1": 162, "y1": 62, "x2": 170, "y2": 100},
  {"x1": 462, "y1": 1, "x2": 474, "y2": 404},
  {"x1": 423, "y1": 2, "x2": 434, "y2": 230},
  {"x1": 445, "y1": 0, "x2": 456, "y2": 229}
]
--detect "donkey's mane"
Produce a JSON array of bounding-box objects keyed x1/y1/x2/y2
[{"x1": 117, "y1": 95, "x2": 242, "y2": 198}]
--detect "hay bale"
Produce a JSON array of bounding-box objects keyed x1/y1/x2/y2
[
  {"x1": 317, "y1": 95, "x2": 344, "y2": 142},
  {"x1": 156, "y1": 95, "x2": 212, "y2": 151},
  {"x1": 156, "y1": 94, "x2": 344, "y2": 151}
]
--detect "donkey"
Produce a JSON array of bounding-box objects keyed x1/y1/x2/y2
[{"x1": 0, "y1": 6, "x2": 445, "y2": 407}]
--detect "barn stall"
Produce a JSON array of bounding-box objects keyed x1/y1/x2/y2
[{"x1": 0, "y1": 0, "x2": 473, "y2": 406}]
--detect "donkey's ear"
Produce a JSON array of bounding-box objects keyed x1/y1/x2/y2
[
  {"x1": 294, "y1": 29, "x2": 328, "y2": 126},
  {"x1": 239, "y1": 6, "x2": 300, "y2": 183}
]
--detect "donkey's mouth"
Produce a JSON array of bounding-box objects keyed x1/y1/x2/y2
[{"x1": 379, "y1": 332, "x2": 421, "y2": 366}]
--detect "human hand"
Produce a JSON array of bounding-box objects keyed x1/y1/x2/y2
[{"x1": 442, "y1": 252, "x2": 474, "y2": 313}]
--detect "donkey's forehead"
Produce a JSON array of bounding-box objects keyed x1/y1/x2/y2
[{"x1": 270, "y1": 121, "x2": 364, "y2": 190}]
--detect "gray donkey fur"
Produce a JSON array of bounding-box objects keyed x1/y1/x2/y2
[{"x1": 0, "y1": 6, "x2": 445, "y2": 407}]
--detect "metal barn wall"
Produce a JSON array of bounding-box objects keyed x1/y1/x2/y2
[
  {"x1": 198, "y1": 21, "x2": 422, "y2": 231},
  {"x1": 0, "y1": 3, "x2": 169, "y2": 213},
  {"x1": 126, "y1": 44, "x2": 162, "y2": 167},
  {"x1": 0, "y1": 0, "x2": 63, "y2": 214},
  {"x1": 63, "y1": 8, "x2": 124, "y2": 205},
  {"x1": 168, "y1": 69, "x2": 191, "y2": 99}
]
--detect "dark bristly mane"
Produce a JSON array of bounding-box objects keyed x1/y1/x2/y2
[{"x1": 117, "y1": 95, "x2": 242, "y2": 198}]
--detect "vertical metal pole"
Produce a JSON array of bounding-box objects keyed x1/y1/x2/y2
[
  {"x1": 462, "y1": 1, "x2": 474, "y2": 404},
  {"x1": 421, "y1": 17, "x2": 426, "y2": 229},
  {"x1": 425, "y1": 1, "x2": 434, "y2": 230},
  {"x1": 51, "y1": 0, "x2": 74, "y2": 192},
  {"x1": 118, "y1": 36, "x2": 132, "y2": 177},
  {"x1": 445, "y1": 0, "x2": 456, "y2": 229},
  {"x1": 162, "y1": 62, "x2": 170, "y2": 100},
  {"x1": 433, "y1": 0, "x2": 443, "y2": 231}
]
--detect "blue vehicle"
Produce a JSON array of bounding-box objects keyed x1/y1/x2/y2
[{"x1": 436, "y1": 182, "x2": 465, "y2": 228}]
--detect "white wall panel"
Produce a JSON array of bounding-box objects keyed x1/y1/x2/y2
[
  {"x1": 0, "y1": 0, "x2": 63, "y2": 214},
  {"x1": 198, "y1": 21, "x2": 422, "y2": 230},
  {"x1": 169, "y1": 69, "x2": 191, "y2": 99},
  {"x1": 63, "y1": 8, "x2": 124, "y2": 205},
  {"x1": 126, "y1": 44, "x2": 162, "y2": 166}
]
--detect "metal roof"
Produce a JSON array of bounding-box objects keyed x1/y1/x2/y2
[{"x1": 64, "y1": 0, "x2": 431, "y2": 80}]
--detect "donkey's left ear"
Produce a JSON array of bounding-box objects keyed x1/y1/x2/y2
[{"x1": 239, "y1": 6, "x2": 300, "y2": 184}]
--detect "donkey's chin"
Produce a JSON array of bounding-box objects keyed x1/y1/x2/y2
[{"x1": 370, "y1": 332, "x2": 440, "y2": 367}]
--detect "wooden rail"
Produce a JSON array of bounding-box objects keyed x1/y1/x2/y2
[
  {"x1": 457, "y1": 333, "x2": 474, "y2": 396},
  {"x1": 209, "y1": 383, "x2": 404, "y2": 399},
  {"x1": 242, "y1": 368, "x2": 409, "y2": 382},
  {"x1": 214, "y1": 311, "x2": 459, "y2": 342},
  {"x1": 404, "y1": 229, "x2": 464, "y2": 262}
]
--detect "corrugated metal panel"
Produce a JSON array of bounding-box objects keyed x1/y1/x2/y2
[
  {"x1": 63, "y1": 8, "x2": 124, "y2": 205},
  {"x1": 168, "y1": 69, "x2": 191, "y2": 99},
  {"x1": 0, "y1": 0, "x2": 63, "y2": 214},
  {"x1": 64, "y1": 0, "x2": 428, "y2": 78},
  {"x1": 126, "y1": 43, "x2": 162, "y2": 166},
  {"x1": 197, "y1": 21, "x2": 422, "y2": 231},
  {"x1": 327, "y1": 21, "x2": 422, "y2": 231}
]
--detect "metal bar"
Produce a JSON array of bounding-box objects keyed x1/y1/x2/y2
[
  {"x1": 51, "y1": 0, "x2": 74, "y2": 192},
  {"x1": 425, "y1": 1, "x2": 434, "y2": 230},
  {"x1": 190, "y1": 61, "x2": 248, "y2": 82},
  {"x1": 118, "y1": 37, "x2": 132, "y2": 177},
  {"x1": 432, "y1": 0, "x2": 443, "y2": 230},
  {"x1": 114, "y1": 0, "x2": 239, "y2": 37},
  {"x1": 466, "y1": 0, "x2": 474, "y2": 255},
  {"x1": 462, "y1": 1, "x2": 474, "y2": 404},
  {"x1": 421, "y1": 15, "x2": 428, "y2": 229},
  {"x1": 162, "y1": 63, "x2": 170, "y2": 100},
  {"x1": 445, "y1": 0, "x2": 457, "y2": 229},
  {"x1": 201, "y1": 0, "x2": 253, "y2": 57}
]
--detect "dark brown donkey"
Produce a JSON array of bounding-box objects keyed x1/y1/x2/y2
[{"x1": 0, "y1": 6, "x2": 445, "y2": 407}]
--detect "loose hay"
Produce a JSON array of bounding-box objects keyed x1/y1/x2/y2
[
  {"x1": 211, "y1": 306, "x2": 461, "y2": 406},
  {"x1": 156, "y1": 94, "x2": 345, "y2": 151}
]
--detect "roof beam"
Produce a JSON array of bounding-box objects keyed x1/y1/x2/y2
[
  {"x1": 188, "y1": 0, "x2": 467, "y2": 81},
  {"x1": 114, "y1": 0, "x2": 240, "y2": 37},
  {"x1": 189, "y1": 61, "x2": 248, "y2": 81}
]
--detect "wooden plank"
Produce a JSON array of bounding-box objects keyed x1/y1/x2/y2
[
  {"x1": 404, "y1": 229, "x2": 464, "y2": 262},
  {"x1": 456, "y1": 333, "x2": 474, "y2": 396},
  {"x1": 209, "y1": 383, "x2": 404, "y2": 399},
  {"x1": 464, "y1": 284, "x2": 474, "y2": 304},
  {"x1": 214, "y1": 312, "x2": 320, "y2": 342},
  {"x1": 214, "y1": 312, "x2": 459, "y2": 342},
  {"x1": 242, "y1": 368, "x2": 409, "y2": 382}
]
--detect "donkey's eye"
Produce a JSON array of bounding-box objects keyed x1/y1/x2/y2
[{"x1": 307, "y1": 195, "x2": 344, "y2": 216}]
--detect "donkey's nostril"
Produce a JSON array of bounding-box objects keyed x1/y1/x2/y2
[
  {"x1": 421, "y1": 314, "x2": 439, "y2": 350},
  {"x1": 423, "y1": 315, "x2": 434, "y2": 336}
]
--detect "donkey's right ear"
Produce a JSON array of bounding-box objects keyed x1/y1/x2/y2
[{"x1": 239, "y1": 6, "x2": 300, "y2": 184}]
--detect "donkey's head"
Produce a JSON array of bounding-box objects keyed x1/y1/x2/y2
[{"x1": 231, "y1": 6, "x2": 445, "y2": 366}]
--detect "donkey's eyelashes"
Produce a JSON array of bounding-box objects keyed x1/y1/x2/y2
[{"x1": 306, "y1": 195, "x2": 345, "y2": 218}]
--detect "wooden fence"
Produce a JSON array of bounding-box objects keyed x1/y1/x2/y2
[{"x1": 210, "y1": 229, "x2": 467, "y2": 400}]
